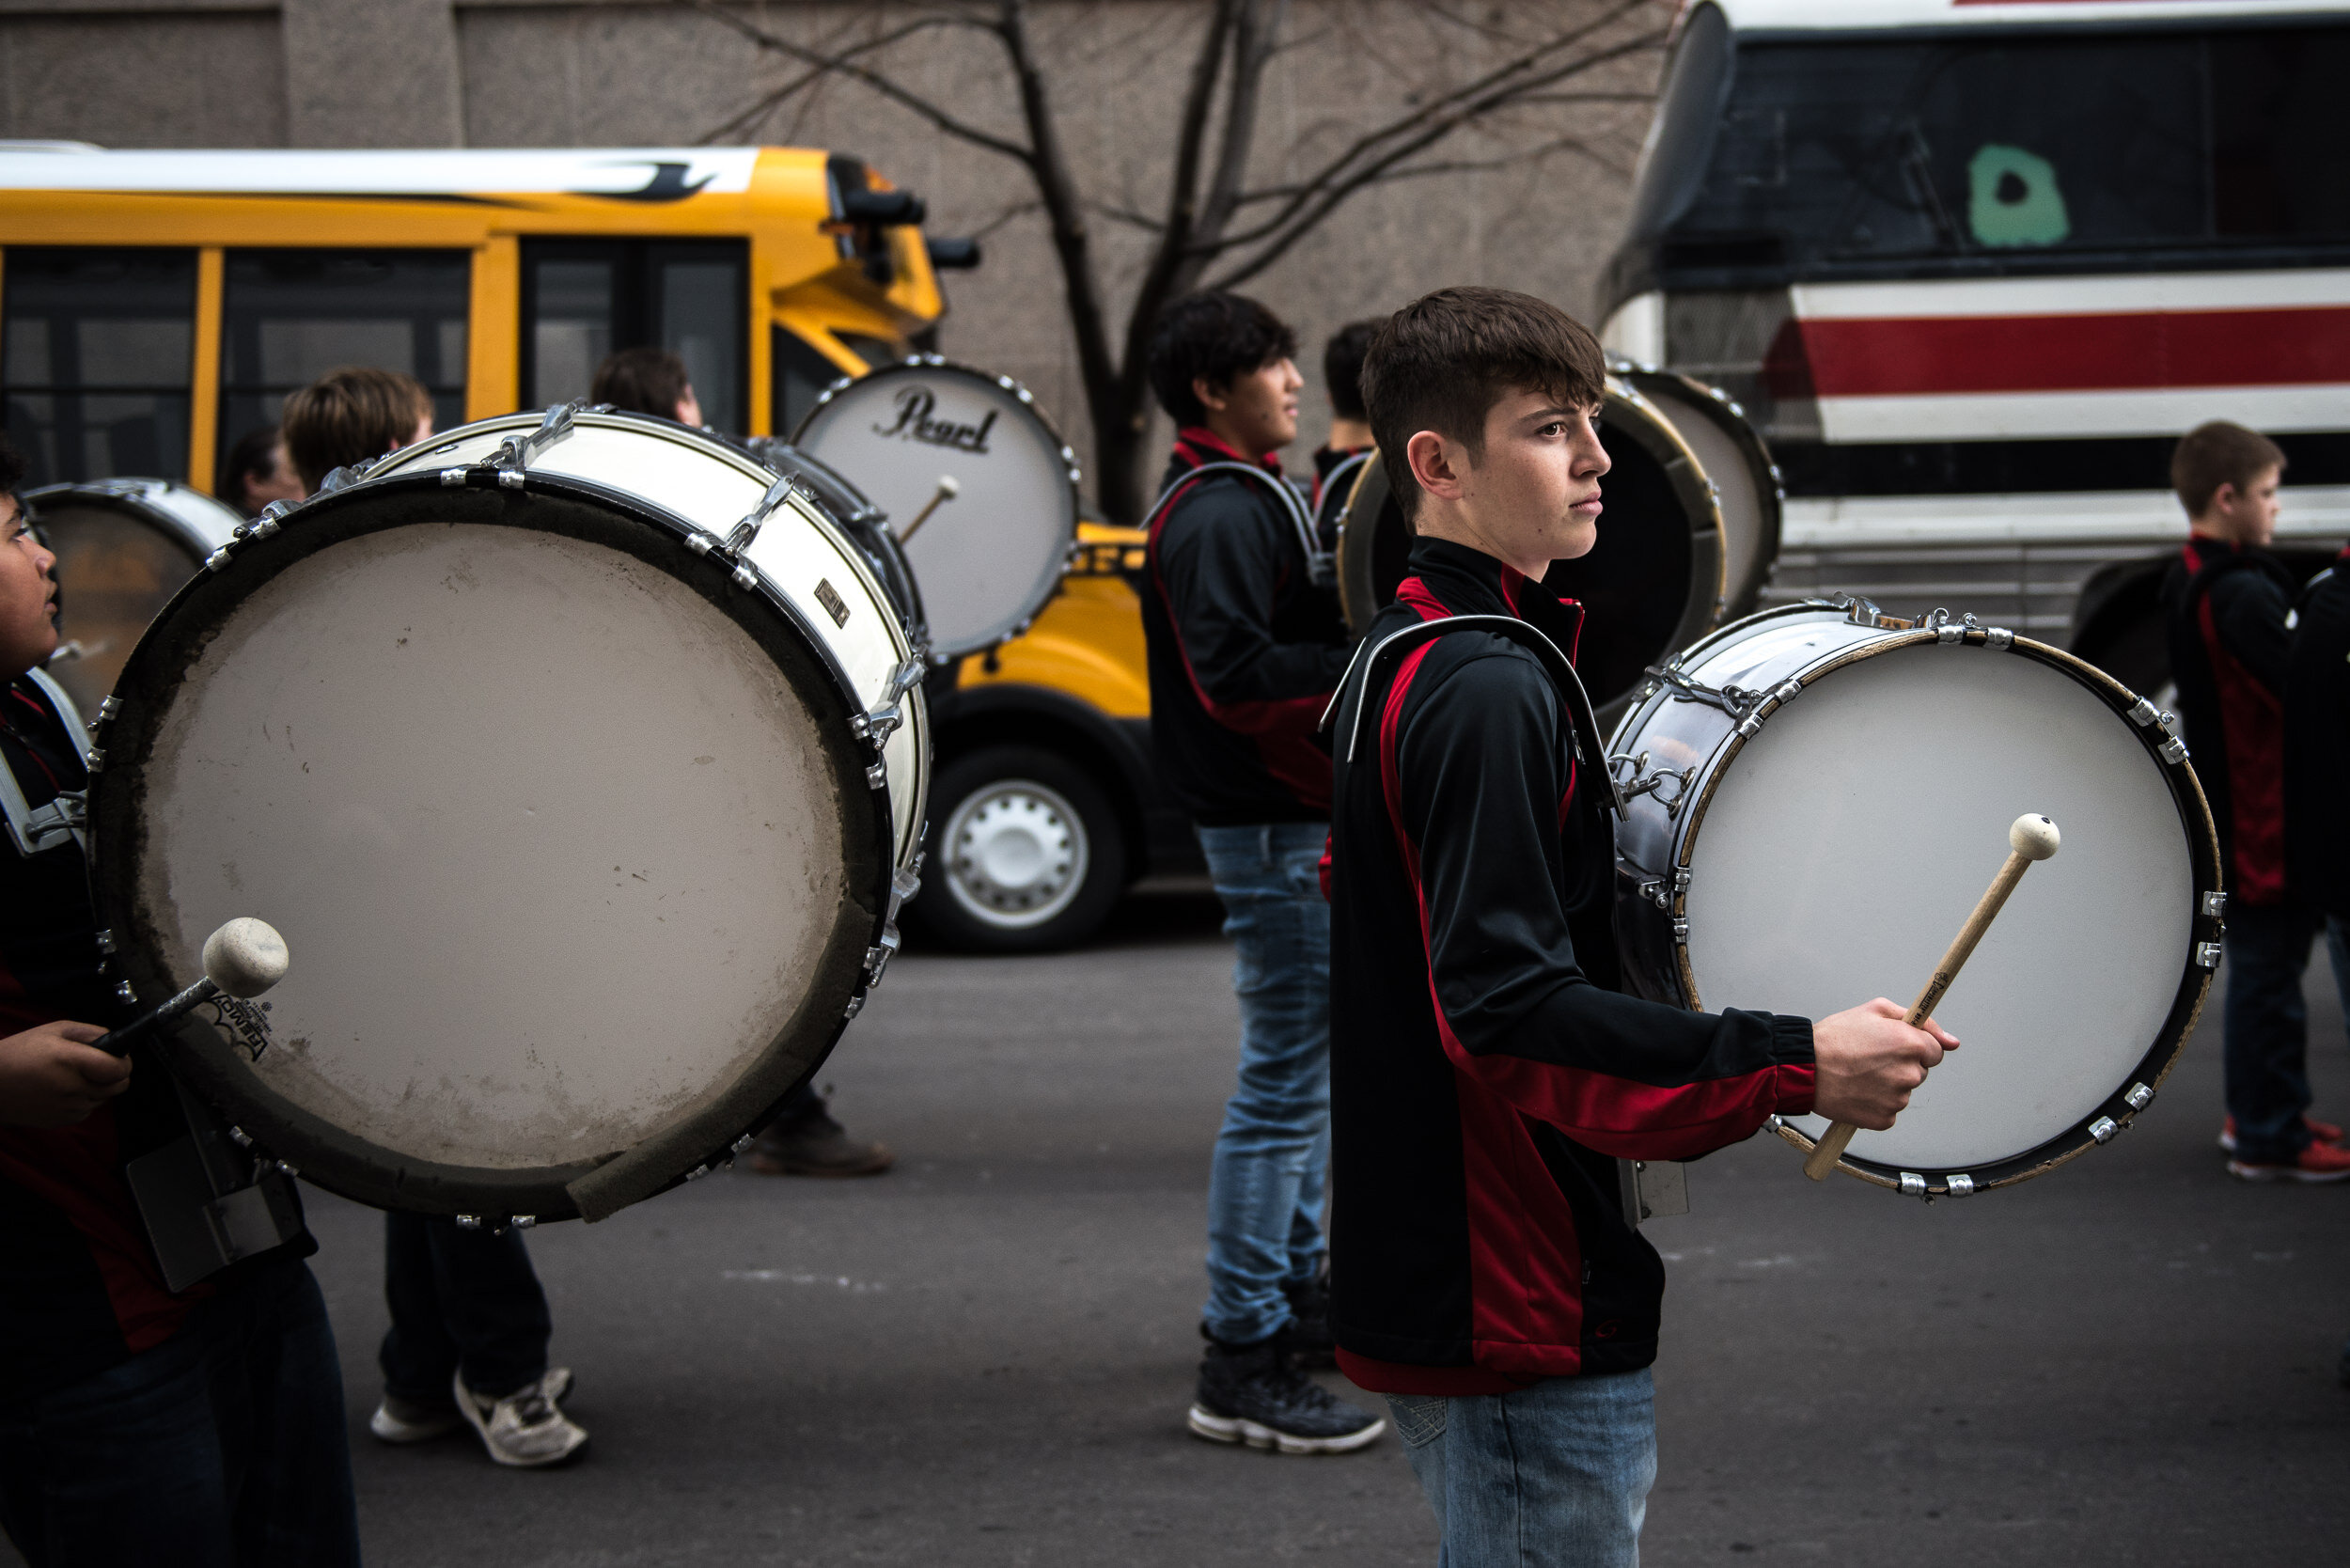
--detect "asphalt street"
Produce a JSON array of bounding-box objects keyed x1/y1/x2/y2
[{"x1": 24, "y1": 890, "x2": 2350, "y2": 1566}]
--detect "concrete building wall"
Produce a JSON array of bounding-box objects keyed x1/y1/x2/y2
[{"x1": 0, "y1": 0, "x2": 1662, "y2": 483}]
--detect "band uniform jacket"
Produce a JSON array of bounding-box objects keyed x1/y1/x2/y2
[
  {"x1": 2163, "y1": 537, "x2": 2302, "y2": 905},
  {"x1": 2285, "y1": 547, "x2": 2350, "y2": 918},
  {"x1": 1140, "y1": 427, "x2": 1352, "y2": 825},
  {"x1": 1325, "y1": 538, "x2": 1816, "y2": 1392}
]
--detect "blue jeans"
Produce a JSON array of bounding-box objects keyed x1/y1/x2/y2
[
  {"x1": 1386, "y1": 1371, "x2": 1656, "y2": 1568},
  {"x1": 1198, "y1": 822, "x2": 1332, "y2": 1345},
  {"x1": 2223, "y1": 902, "x2": 2333, "y2": 1164},
  {"x1": 0, "y1": 1260, "x2": 360, "y2": 1568},
  {"x1": 381, "y1": 1211, "x2": 553, "y2": 1401}
]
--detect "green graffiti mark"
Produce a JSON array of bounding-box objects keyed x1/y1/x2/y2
[{"x1": 1967, "y1": 144, "x2": 2070, "y2": 248}]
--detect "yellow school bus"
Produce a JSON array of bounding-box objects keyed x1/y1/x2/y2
[{"x1": 0, "y1": 144, "x2": 953, "y2": 491}]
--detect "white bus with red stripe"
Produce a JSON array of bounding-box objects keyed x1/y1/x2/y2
[{"x1": 1601, "y1": 0, "x2": 2350, "y2": 693}]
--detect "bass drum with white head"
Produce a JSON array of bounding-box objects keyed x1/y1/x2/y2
[
  {"x1": 87, "y1": 407, "x2": 925, "y2": 1225},
  {"x1": 1336, "y1": 376, "x2": 1727, "y2": 717},
  {"x1": 1607, "y1": 600, "x2": 2221, "y2": 1195},
  {"x1": 792, "y1": 356, "x2": 1081, "y2": 661},
  {"x1": 25, "y1": 478, "x2": 243, "y2": 718},
  {"x1": 741, "y1": 436, "x2": 927, "y2": 651}
]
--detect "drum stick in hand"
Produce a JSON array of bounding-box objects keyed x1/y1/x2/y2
[
  {"x1": 1803, "y1": 814, "x2": 2061, "y2": 1183},
  {"x1": 92, "y1": 918, "x2": 290, "y2": 1057},
  {"x1": 896, "y1": 475, "x2": 960, "y2": 544}
]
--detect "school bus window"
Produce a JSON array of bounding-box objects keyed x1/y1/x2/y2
[
  {"x1": 520, "y1": 239, "x2": 745, "y2": 431},
  {"x1": 218, "y1": 249, "x2": 468, "y2": 469},
  {"x1": 836, "y1": 333, "x2": 905, "y2": 371},
  {"x1": 772, "y1": 325, "x2": 845, "y2": 436},
  {"x1": 1, "y1": 247, "x2": 196, "y2": 488}
]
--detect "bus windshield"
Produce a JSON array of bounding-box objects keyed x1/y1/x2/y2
[{"x1": 1629, "y1": 18, "x2": 2350, "y2": 279}]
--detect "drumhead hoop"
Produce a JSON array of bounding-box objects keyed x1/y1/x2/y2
[
  {"x1": 88, "y1": 463, "x2": 898, "y2": 1223},
  {"x1": 792, "y1": 356, "x2": 1081, "y2": 661},
  {"x1": 1615, "y1": 366, "x2": 1782, "y2": 621}
]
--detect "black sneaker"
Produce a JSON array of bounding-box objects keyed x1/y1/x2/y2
[
  {"x1": 1282, "y1": 1274, "x2": 1337, "y2": 1370},
  {"x1": 749, "y1": 1104, "x2": 893, "y2": 1177},
  {"x1": 1186, "y1": 1329, "x2": 1385, "y2": 1454}
]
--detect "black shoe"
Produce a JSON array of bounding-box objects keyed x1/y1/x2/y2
[
  {"x1": 1186, "y1": 1329, "x2": 1384, "y2": 1454},
  {"x1": 749, "y1": 1103, "x2": 893, "y2": 1177},
  {"x1": 1282, "y1": 1274, "x2": 1337, "y2": 1370}
]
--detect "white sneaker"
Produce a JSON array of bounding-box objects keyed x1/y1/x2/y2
[
  {"x1": 372, "y1": 1367, "x2": 572, "y2": 1446},
  {"x1": 454, "y1": 1366, "x2": 588, "y2": 1468}
]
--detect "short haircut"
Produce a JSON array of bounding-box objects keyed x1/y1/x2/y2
[
  {"x1": 1323, "y1": 319, "x2": 1382, "y2": 422},
  {"x1": 0, "y1": 433, "x2": 24, "y2": 507},
  {"x1": 220, "y1": 424, "x2": 283, "y2": 510},
  {"x1": 1359, "y1": 287, "x2": 1608, "y2": 525},
  {"x1": 2172, "y1": 420, "x2": 2286, "y2": 517},
  {"x1": 1146, "y1": 291, "x2": 1299, "y2": 427},
  {"x1": 282, "y1": 368, "x2": 431, "y2": 492},
  {"x1": 592, "y1": 347, "x2": 692, "y2": 420}
]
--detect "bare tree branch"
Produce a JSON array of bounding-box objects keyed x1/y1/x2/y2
[{"x1": 688, "y1": 1, "x2": 1036, "y2": 165}]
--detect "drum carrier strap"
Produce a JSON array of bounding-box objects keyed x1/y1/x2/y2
[
  {"x1": 0, "y1": 667, "x2": 91, "y2": 858},
  {"x1": 1140, "y1": 462, "x2": 1335, "y2": 590}
]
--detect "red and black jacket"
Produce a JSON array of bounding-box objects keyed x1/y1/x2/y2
[
  {"x1": 1325, "y1": 538, "x2": 1815, "y2": 1393},
  {"x1": 2285, "y1": 546, "x2": 2350, "y2": 919},
  {"x1": 2163, "y1": 537, "x2": 2301, "y2": 906},
  {"x1": 1140, "y1": 428, "x2": 1351, "y2": 824}
]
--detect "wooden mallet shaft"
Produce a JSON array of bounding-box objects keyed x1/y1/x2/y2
[
  {"x1": 896, "y1": 475, "x2": 960, "y2": 543},
  {"x1": 1802, "y1": 813, "x2": 2060, "y2": 1183}
]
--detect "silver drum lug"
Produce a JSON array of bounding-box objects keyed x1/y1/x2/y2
[
  {"x1": 2089, "y1": 1116, "x2": 2119, "y2": 1144},
  {"x1": 1946, "y1": 1173, "x2": 1976, "y2": 1197},
  {"x1": 1900, "y1": 1171, "x2": 1928, "y2": 1198},
  {"x1": 2125, "y1": 1082, "x2": 2154, "y2": 1111}
]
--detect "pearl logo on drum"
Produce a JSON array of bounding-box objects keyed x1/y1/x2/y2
[{"x1": 873, "y1": 386, "x2": 997, "y2": 455}]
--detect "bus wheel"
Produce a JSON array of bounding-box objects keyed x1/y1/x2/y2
[{"x1": 909, "y1": 745, "x2": 1127, "y2": 953}]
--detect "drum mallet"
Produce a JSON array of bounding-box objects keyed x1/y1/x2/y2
[
  {"x1": 895, "y1": 475, "x2": 960, "y2": 544},
  {"x1": 91, "y1": 917, "x2": 290, "y2": 1057},
  {"x1": 1803, "y1": 813, "x2": 2060, "y2": 1182}
]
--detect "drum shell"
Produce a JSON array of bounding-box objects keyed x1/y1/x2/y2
[
  {"x1": 741, "y1": 436, "x2": 928, "y2": 648},
  {"x1": 374, "y1": 413, "x2": 928, "y2": 870},
  {"x1": 1606, "y1": 602, "x2": 2224, "y2": 1193},
  {"x1": 86, "y1": 470, "x2": 898, "y2": 1220},
  {"x1": 1618, "y1": 368, "x2": 1782, "y2": 620},
  {"x1": 26, "y1": 479, "x2": 243, "y2": 719},
  {"x1": 1335, "y1": 376, "x2": 1728, "y2": 718}
]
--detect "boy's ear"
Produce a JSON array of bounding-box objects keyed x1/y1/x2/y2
[
  {"x1": 1406, "y1": 429, "x2": 1464, "y2": 502},
  {"x1": 1191, "y1": 374, "x2": 1229, "y2": 415}
]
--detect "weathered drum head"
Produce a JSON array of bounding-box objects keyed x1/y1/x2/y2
[
  {"x1": 27, "y1": 479, "x2": 242, "y2": 719},
  {"x1": 89, "y1": 478, "x2": 890, "y2": 1221},
  {"x1": 1619, "y1": 368, "x2": 1781, "y2": 620},
  {"x1": 792, "y1": 357, "x2": 1080, "y2": 659},
  {"x1": 1336, "y1": 379, "x2": 1727, "y2": 713}
]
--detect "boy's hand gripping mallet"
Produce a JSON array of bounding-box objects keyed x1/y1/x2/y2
[{"x1": 1803, "y1": 814, "x2": 2060, "y2": 1183}]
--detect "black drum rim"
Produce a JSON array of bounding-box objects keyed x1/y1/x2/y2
[
  {"x1": 86, "y1": 467, "x2": 898, "y2": 1222},
  {"x1": 1616, "y1": 366, "x2": 1784, "y2": 621},
  {"x1": 791, "y1": 354, "x2": 1083, "y2": 660},
  {"x1": 1612, "y1": 601, "x2": 2221, "y2": 1196}
]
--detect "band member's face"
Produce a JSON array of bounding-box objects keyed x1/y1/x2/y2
[
  {"x1": 1464, "y1": 388, "x2": 1610, "y2": 567},
  {"x1": 0, "y1": 495, "x2": 60, "y2": 678},
  {"x1": 2210, "y1": 464, "x2": 2281, "y2": 547},
  {"x1": 1195, "y1": 357, "x2": 1302, "y2": 458}
]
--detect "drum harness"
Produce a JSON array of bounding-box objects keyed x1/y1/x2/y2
[
  {"x1": 0, "y1": 668, "x2": 306, "y2": 1290},
  {"x1": 1139, "y1": 462, "x2": 1336, "y2": 591}
]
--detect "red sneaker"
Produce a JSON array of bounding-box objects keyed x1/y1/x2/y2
[
  {"x1": 2218, "y1": 1115, "x2": 2344, "y2": 1152},
  {"x1": 2228, "y1": 1140, "x2": 2350, "y2": 1184}
]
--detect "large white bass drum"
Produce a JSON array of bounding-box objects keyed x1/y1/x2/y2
[
  {"x1": 792, "y1": 356, "x2": 1081, "y2": 661},
  {"x1": 25, "y1": 478, "x2": 243, "y2": 719},
  {"x1": 86, "y1": 406, "x2": 925, "y2": 1224},
  {"x1": 1607, "y1": 600, "x2": 2222, "y2": 1196}
]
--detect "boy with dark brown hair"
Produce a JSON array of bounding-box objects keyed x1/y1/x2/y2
[
  {"x1": 1327, "y1": 287, "x2": 1953, "y2": 1564},
  {"x1": 280, "y1": 366, "x2": 432, "y2": 493},
  {"x1": 2160, "y1": 420, "x2": 2350, "y2": 1182}
]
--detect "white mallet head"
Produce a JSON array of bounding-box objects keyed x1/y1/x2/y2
[
  {"x1": 937, "y1": 475, "x2": 961, "y2": 499},
  {"x1": 202, "y1": 917, "x2": 290, "y2": 999},
  {"x1": 2010, "y1": 813, "x2": 2061, "y2": 862}
]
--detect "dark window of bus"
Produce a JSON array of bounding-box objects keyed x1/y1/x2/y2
[
  {"x1": 772, "y1": 327, "x2": 849, "y2": 438},
  {"x1": 1645, "y1": 24, "x2": 2350, "y2": 279},
  {"x1": 521, "y1": 239, "x2": 746, "y2": 433},
  {"x1": 218, "y1": 250, "x2": 469, "y2": 473},
  {"x1": 834, "y1": 333, "x2": 905, "y2": 371},
  {"x1": 1, "y1": 248, "x2": 196, "y2": 487}
]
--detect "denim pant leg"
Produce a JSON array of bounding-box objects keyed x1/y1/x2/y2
[
  {"x1": 2326, "y1": 917, "x2": 2350, "y2": 1033},
  {"x1": 1198, "y1": 822, "x2": 1334, "y2": 1345},
  {"x1": 0, "y1": 1262, "x2": 358, "y2": 1568},
  {"x1": 2223, "y1": 902, "x2": 2322, "y2": 1163},
  {"x1": 381, "y1": 1211, "x2": 554, "y2": 1401},
  {"x1": 1386, "y1": 1372, "x2": 1656, "y2": 1568}
]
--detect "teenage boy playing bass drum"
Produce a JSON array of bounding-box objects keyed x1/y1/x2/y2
[{"x1": 1324, "y1": 288, "x2": 1957, "y2": 1566}]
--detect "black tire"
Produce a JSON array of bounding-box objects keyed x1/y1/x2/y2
[{"x1": 906, "y1": 744, "x2": 1128, "y2": 953}]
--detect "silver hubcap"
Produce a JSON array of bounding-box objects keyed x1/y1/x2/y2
[{"x1": 941, "y1": 777, "x2": 1089, "y2": 930}]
